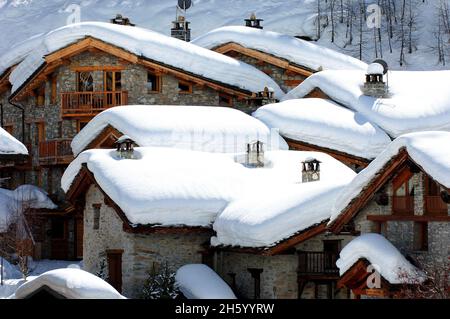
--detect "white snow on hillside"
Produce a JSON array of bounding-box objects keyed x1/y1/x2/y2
[
  {"x1": 0, "y1": 185, "x2": 56, "y2": 232},
  {"x1": 283, "y1": 70, "x2": 450, "y2": 138},
  {"x1": 11, "y1": 268, "x2": 125, "y2": 299},
  {"x1": 253, "y1": 99, "x2": 391, "y2": 159},
  {"x1": 6, "y1": 22, "x2": 284, "y2": 98},
  {"x1": 62, "y1": 147, "x2": 355, "y2": 246},
  {"x1": 0, "y1": 127, "x2": 28, "y2": 155},
  {"x1": 331, "y1": 131, "x2": 450, "y2": 224},
  {"x1": 337, "y1": 234, "x2": 425, "y2": 284},
  {"x1": 192, "y1": 26, "x2": 367, "y2": 71},
  {"x1": 176, "y1": 264, "x2": 236, "y2": 299},
  {"x1": 71, "y1": 105, "x2": 288, "y2": 156}
]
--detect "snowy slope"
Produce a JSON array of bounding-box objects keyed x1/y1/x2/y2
[
  {"x1": 0, "y1": 126, "x2": 28, "y2": 155},
  {"x1": 176, "y1": 264, "x2": 236, "y2": 299},
  {"x1": 12, "y1": 268, "x2": 125, "y2": 299},
  {"x1": 71, "y1": 105, "x2": 288, "y2": 156},
  {"x1": 62, "y1": 147, "x2": 355, "y2": 246},
  {"x1": 6, "y1": 22, "x2": 284, "y2": 98},
  {"x1": 337, "y1": 234, "x2": 424, "y2": 284},
  {"x1": 331, "y1": 131, "x2": 450, "y2": 224},
  {"x1": 192, "y1": 26, "x2": 367, "y2": 71},
  {"x1": 283, "y1": 70, "x2": 450, "y2": 138},
  {"x1": 253, "y1": 99, "x2": 391, "y2": 159}
]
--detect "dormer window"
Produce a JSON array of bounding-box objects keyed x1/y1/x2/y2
[
  {"x1": 246, "y1": 141, "x2": 264, "y2": 167},
  {"x1": 302, "y1": 158, "x2": 321, "y2": 182},
  {"x1": 115, "y1": 136, "x2": 136, "y2": 159}
]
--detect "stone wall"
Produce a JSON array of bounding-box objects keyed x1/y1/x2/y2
[{"x1": 83, "y1": 184, "x2": 210, "y2": 298}]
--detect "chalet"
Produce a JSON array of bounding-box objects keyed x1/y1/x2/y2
[
  {"x1": 61, "y1": 145, "x2": 356, "y2": 298},
  {"x1": 0, "y1": 21, "x2": 283, "y2": 261},
  {"x1": 192, "y1": 25, "x2": 367, "y2": 92},
  {"x1": 329, "y1": 131, "x2": 450, "y2": 298}
]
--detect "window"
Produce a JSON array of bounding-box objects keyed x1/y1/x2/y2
[
  {"x1": 93, "y1": 204, "x2": 101, "y2": 230},
  {"x1": 77, "y1": 120, "x2": 89, "y2": 132},
  {"x1": 147, "y1": 72, "x2": 161, "y2": 93},
  {"x1": 51, "y1": 218, "x2": 66, "y2": 239},
  {"x1": 178, "y1": 81, "x2": 192, "y2": 94},
  {"x1": 104, "y1": 71, "x2": 122, "y2": 91},
  {"x1": 374, "y1": 221, "x2": 387, "y2": 236},
  {"x1": 77, "y1": 71, "x2": 94, "y2": 92},
  {"x1": 414, "y1": 222, "x2": 428, "y2": 251},
  {"x1": 35, "y1": 122, "x2": 45, "y2": 145},
  {"x1": 424, "y1": 176, "x2": 448, "y2": 216},
  {"x1": 247, "y1": 268, "x2": 263, "y2": 299},
  {"x1": 51, "y1": 75, "x2": 57, "y2": 104},
  {"x1": 34, "y1": 84, "x2": 46, "y2": 106},
  {"x1": 392, "y1": 168, "x2": 415, "y2": 215},
  {"x1": 219, "y1": 93, "x2": 233, "y2": 107}
]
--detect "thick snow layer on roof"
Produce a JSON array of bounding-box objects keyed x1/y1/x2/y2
[
  {"x1": 71, "y1": 105, "x2": 288, "y2": 156},
  {"x1": 283, "y1": 70, "x2": 450, "y2": 137},
  {"x1": 0, "y1": 185, "x2": 57, "y2": 232},
  {"x1": 331, "y1": 132, "x2": 450, "y2": 224},
  {"x1": 253, "y1": 99, "x2": 391, "y2": 159},
  {"x1": 62, "y1": 148, "x2": 355, "y2": 246},
  {"x1": 176, "y1": 264, "x2": 236, "y2": 299},
  {"x1": 8, "y1": 22, "x2": 284, "y2": 98},
  {"x1": 367, "y1": 63, "x2": 384, "y2": 75},
  {"x1": 12, "y1": 268, "x2": 125, "y2": 299},
  {"x1": 0, "y1": 127, "x2": 28, "y2": 155},
  {"x1": 337, "y1": 234, "x2": 425, "y2": 284},
  {"x1": 192, "y1": 26, "x2": 367, "y2": 71},
  {"x1": 211, "y1": 151, "x2": 355, "y2": 248}
]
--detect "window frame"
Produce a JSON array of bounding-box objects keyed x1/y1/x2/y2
[
  {"x1": 219, "y1": 93, "x2": 233, "y2": 107},
  {"x1": 147, "y1": 71, "x2": 162, "y2": 93},
  {"x1": 178, "y1": 80, "x2": 193, "y2": 94}
]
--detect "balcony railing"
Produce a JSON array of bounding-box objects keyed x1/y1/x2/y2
[
  {"x1": 298, "y1": 251, "x2": 339, "y2": 276},
  {"x1": 425, "y1": 196, "x2": 448, "y2": 216},
  {"x1": 61, "y1": 91, "x2": 128, "y2": 117},
  {"x1": 38, "y1": 139, "x2": 73, "y2": 165},
  {"x1": 392, "y1": 196, "x2": 414, "y2": 215}
]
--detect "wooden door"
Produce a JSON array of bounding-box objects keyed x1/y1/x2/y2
[
  {"x1": 75, "y1": 217, "x2": 83, "y2": 259},
  {"x1": 50, "y1": 217, "x2": 68, "y2": 260},
  {"x1": 107, "y1": 250, "x2": 123, "y2": 293}
]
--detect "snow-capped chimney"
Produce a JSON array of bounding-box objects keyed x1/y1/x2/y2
[
  {"x1": 246, "y1": 140, "x2": 264, "y2": 167},
  {"x1": 115, "y1": 136, "x2": 136, "y2": 159},
  {"x1": 255, "y1": 87, "x2": 277, "y2": 106},
  {"x1": 363, "y1": 60, "x2": 388, "y2": 98},
  {"x1": 302, "y1": 158, "x2": 321, "y2": 183},
  {"x1": 110, "y1": 14, "x2": 135, "y2": 26},
  {"x1": 245, "y1": 13, "x2": 263, "y2": 29}
]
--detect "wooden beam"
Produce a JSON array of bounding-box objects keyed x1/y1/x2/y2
[{"x1": 367, "y1": 215, "x2": 450, "y2": 222}]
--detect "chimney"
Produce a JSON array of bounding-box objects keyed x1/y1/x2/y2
[
  {"x1": 363, "y1": 60, "x2": 388, "y2": 98},
  {"x1": 245, "y1": 13, "x2": 263, "y2": 29},
  {"x1": 115, "y1": 135, "x2": 136, "y2": 159},
  {"x1": 110, "y1": 14, "x2": 135, "y2": 26},
  {"x1": 301, "y1": 158, "x2": 321, "y2": 183},
  {"x1": 246, "y1": 140, "x2": 264, "y2": 168},
  {"x1": 254, "y1": 87, "x2": 277, "y2": 106},
  {"x1": 171, "y1": 15, "x2": 191, "y2": 42}
]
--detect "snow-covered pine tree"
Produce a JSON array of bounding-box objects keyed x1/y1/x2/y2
[
  {"x1": 96, "y1": 258, "x2": 108, "y2": 280},
  {"x1": 141, "y1": 262, "x2": 180, "y2": 299}
]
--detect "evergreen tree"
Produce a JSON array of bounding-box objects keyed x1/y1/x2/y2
[{"x1": 141, "y1": 262, "x2": 180, "y2": 299}]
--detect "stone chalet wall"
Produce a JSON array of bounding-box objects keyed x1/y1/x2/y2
[
  {"x1": 224, "y1": 51, "x2": 307, "y2": 92},
  {"x1": 216, "y1": 232, "x2": 353, "y2": 299},
  {"x1": 83, "y1": 184, "x2": 210, "y2": 298},
  {"x1": 352, "y1": 171, "x2": 450, "y2": 269}
]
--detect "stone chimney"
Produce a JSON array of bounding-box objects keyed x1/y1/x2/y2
[
  {"x1": 110, "y1": 14, "x2": 135, "y2": 26},
  {"x1": 246, "y1": 140, "x2": 264, "y2": 168},
  {"x1": 245, "y1": 13, "x2": 263, "y2": 29},
  {"x1": 171, "y1": 15, "x2": 191, "y2": 42},
  {"x1": 115, "y1": 135, "x2": 136, "y2": 159},
  {"x1": 301, "y1": 157, "x2": 321, "y2": 183},
  {"x1": 363, "y1": 62, "x2": 388, "y2": 98}
]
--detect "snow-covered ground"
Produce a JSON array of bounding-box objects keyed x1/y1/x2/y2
[
  {"x1": 331, "y1": 131, "x2": 450, "y2": 224},
  {"x1": 253, "y1": 98, "x2": 391, "y2": 159},
  {"x1": 283, "y1": 70, "x2": 450, "y2": 138},
  {"x1": 62, "y1": 147, "x2": 355, "y2": 247},
  {"x1": 71, "y1": 105, "x2": 288, "y2": 156},
  {"x1": 337, "y1": 234, "x2": 425, "y2": 284},
  {"x1": 176, "y1": 264, "x2": 236, "y2": 299},
  {"x1": 0, "y1": 127, "x2": 28, "y2": 155}
]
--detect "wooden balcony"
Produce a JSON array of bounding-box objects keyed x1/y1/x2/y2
[
  {"x1": 38, "y1": 139, "x2": 73, "y2": 165},
  {"x1": 425, "y1": 196, "x2": 448, "y2": 216},
  {"x1": 298, "y1": 251, "x2": 339, "y2": 279},
  {"x1": 61, "y1": 91, "x2": 128, "y2": 117},
  {"x1": 392, "y1": 196, "x2": 414, "y2": 215}
]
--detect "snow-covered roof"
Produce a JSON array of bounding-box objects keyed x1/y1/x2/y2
[
  {"x1": 12, "y1": 268, "x2": 125, "y2": 299},
  {"x1": 367, "y1": 63, "x2": 384, "y2": 75},
  {"x1": 253, "y1": 99, "x2": 391, "y2": 159},
  {"x1": 62, "y1": 147, "x2": 355, "y2": 247},
  {"x1": 192, "y1": 26, "x2": 368, "y2": 72},
  {"x1": 283, "y1": 70, "x2": 450, "y2": 138},
  {"x1": 337, "y1": 234, "x2": 425, "y2": 284},
  {"x1": 71, "y1": 105, "x2": 288, "y2": 156},
  {"x1": 7, "y1": 22, "x2": 284, "y2": 98},
  {"x1": 0, "y1": 127, "x2": 28, "y2": 155},
  {"x1": 175, "y1": 264, "x2": 236, "y2": 299},
  {"x1": 0, "y1": 185, "x2": 57, "y2": 232},
  {"x1": 331, "y1": 131, "x2": 450, "y2": 224}
]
